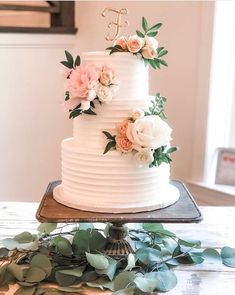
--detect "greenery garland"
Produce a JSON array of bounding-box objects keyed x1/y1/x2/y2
[{"x1": 0, "y1": 222, "x2": 235, "y2": 295}]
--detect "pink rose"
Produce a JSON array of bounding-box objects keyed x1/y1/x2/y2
[
  {"x1": 141, "y1": 45, "x2": 157, "y2": 60},
  {"x1": 116, "y1": 135, "x2": 133, "y2": 153},
  {"x1": 127, "y1": 35, "x2": 145, "y2": 53},
  {"x1": 116, "y1": 119, "x2": 129, "y2": 136},
  {"x1": 114, "y1": 36, "x2": 127, "y2": 50},
  {"x1": 99, "y1": 66, "x2": 114, "y2": 86}
]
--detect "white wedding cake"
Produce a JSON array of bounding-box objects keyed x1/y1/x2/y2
[{"x1": 53, "y1": 18, "x2": 179, "y2": 213}]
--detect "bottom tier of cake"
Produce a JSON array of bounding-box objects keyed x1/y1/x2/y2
[{"x1": 53, "y1": 138, "x2": 180, "y2": 213}]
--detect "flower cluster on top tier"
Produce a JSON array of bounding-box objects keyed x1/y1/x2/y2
[
  {"x1": 61, "y1": 51, "x2": 119, "y2": 119},
  {"x1": 106, "y1": 17, "x2": 168, "y2": 70},
  {"x1": 102, "y1": 93, "x2": 177, "y2": 168}
]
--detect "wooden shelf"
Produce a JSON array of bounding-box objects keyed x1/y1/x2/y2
[{"x1": 0, "y1": 26, "x2": 77, "y2": 34}]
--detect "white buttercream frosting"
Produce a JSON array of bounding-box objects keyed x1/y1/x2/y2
[{"x1": 54, "y1": 51, "x2": 179, "y2": 212}]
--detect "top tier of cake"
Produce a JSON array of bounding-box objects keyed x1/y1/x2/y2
[{"x1": 82, "y1": 51, "x2": 149, "y2": 100}]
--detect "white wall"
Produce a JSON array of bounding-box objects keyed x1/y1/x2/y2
[
  {"x1": 0, "y1": 34, "x2": 74, "y2": 202},
  {"x1": 0, "y1": 1, "x2": 214, "y2": 202}
]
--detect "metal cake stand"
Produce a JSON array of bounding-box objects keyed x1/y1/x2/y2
[{"x1": 36, "y1": 180, "x2": 202, "y2": 257}]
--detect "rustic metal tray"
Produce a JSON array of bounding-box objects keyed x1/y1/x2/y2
[{"x1": 36, "y1": 180, "x2": 202, "y2": 223}]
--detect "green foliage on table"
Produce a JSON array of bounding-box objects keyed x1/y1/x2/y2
[{"x1": 0, "y1": 222, "x2": 234, "y2": 294}]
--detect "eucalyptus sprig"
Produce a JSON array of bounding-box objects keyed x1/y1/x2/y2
[
  {"x1": 0, "y1": 222, "x2": 234, "y2": 295},
  {"x1": 145, "y1": 92, "x2": 167, "y2": 120}
]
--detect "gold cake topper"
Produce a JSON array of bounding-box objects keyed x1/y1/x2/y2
[{"x1": 101, "y1": 7, "x2": 129, "y2": 41}]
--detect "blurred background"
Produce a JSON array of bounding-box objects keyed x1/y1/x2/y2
[{"x1": 0, "y1": 1, "x2": 235, "y2": 205}]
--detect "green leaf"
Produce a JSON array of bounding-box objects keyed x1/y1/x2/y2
[
  {"x1": 15, "y1": 286, "x2": 36, "y2": 295},
  {"x1": 159, "y1": 59, "x2": 168, "y2": 67},
  {"x1": 0, "y1": 248, "x2": 9, "y2": 257},
  {"x1": 65, "y1": 50, "x2": 74, "y2": 66},
  {"x1": 79, "y1": 223, "x2": 94, "y2": 230},
  {"x1": 149, "y1": 59, "x2": 157, "y2": 69},
  {"x1": 102, "y1": 131, "x2": 115, "y2": 140},
  {"x1": 7, "y1": 263, "x2": 24, "y2": 281},
  {"x1": 134, "y1": 276, "x2": 156, "y2": 292},
  {"x1": 96, "y1": 257, "x2": 117, "y2": 280},
  {"x1": 143, "y1": 223, "x2": 164, "y2": 232},
  {"x1": 221, "y1": 247, "x2": 235, "y2": 267},
  {"x1": 25, "y1": 267, "x2": 46, "y2": 283},
  {"x1": 72, "y1": 229, "x2": 107, "y2": 254},
  {"x1": 114, "y1": 271, "x2": 136, "y2": 291},
  {"x1": 57, "y1": 266, "x2": 85, "y2": 278},
  {"x1": 147, "y1": 31, "x2": 158, "y2": 37},
  {"x1": 158, "y1": 49, "x2": 168, "y2": 58},
  {"x1": 60, "y1": 61, "x2": 73, "y2": 69},
  {"x1": 2, "y1": 238, "x2": 18, "y2": 250},
  {"x1": 103, "y1": 140, "x2": 116, "y2": 154},
  {"x1": 178, "y1": 239, "x2": 201, "y2": 248},
  {"x1": 37, "y1": 223, "x2": 57, "y2": 234},
  {"x1": 167, "y1": 147, "x2": 178, "y2": 154},
  {"x1": 86, "y1": 253, "x2": 109, "y2": 270},
  {"x1": 202, "y1": 248, "x2": 221, "y2": 263},
  {"x1": 149, "y1": 23, "x2": 162, "y2": 31},
  {"x1": 142, "y1": 17, "x2": 148, "y2": 32},
  {"x1": 30, "y1": 253, "x2": 52, "y2": 276},
  {"x1": 69, "y1": 109, "x2": 82, "y2": 119},
  {"x1": 136, "y1": 30, "x2": 145, "y2": 38},
  {"x1": 113, "y1": 288, "x2": 135, "y2": 295},
  {"x1": 136, "y1": 247, "x2": 162, "y2": 266},
  {"x1": 55, "y1": 271, "x2": 77, "y2": 287},
  {"x1": 86, "y1": 277, "x2": 115, "y2": 291},
  {"x1": 124, "y1": 253, "x2": 136, "y2": 271},
  {"x1": 53, "y1": 236, "x2": 73, "y2": 256},
  {"x1": 147, "y1": 270, "x2": 177, "y2": 292},
  {"x1": 83, "y1": 108, "x2": 96, "y2": 115},
  {"x1": 14, "y1": 232, "x2": 34, "y2": 243},
  {"x1": 74, "y1": 55, "x2": 81, "y2": 67}
]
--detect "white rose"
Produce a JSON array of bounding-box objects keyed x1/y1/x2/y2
[
  {"x1": 96, "y1": 84, "x2": 113, "y2": 103},
  {"x1": 134, "y1": 149, "x2": 154, "y2": 168},
  {"x1": 144, "y1": 36, "x2": 159, "y2": 50},
  {"x1": 131, "y1": 109, "x2": 145, "y2": 120},
  {"x1": 126, "y1": 115, "x2": 172, "y2": 149}
]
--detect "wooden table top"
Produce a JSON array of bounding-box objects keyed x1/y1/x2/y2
[{"x1": 0, "y1": 202, "x2": 235, "y2": 294}]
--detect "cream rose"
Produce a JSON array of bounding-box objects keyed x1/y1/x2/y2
[
  {"x1": 116, "y1": 135, "x2": 133, "y2": 153},
  {"x1": 131, "y1": 109, "x2": 145, "y2": 120},
  {"x1": 141, "y1": 45, "x2": 157, "y2": 60},
  {"x1": 144, "y1": 36, "x2": 159, "y2": 49},
  {"x1": 126, "y1": 115, "x2": 172, "y2": 149},
  {"x1": 96, "y1": 85, "x2": 113, "y2": 103},
  {"x1": 114, "y1": 36, "x2": 127, "y2": 50},
  {"x1": 99, "y1": 66, "x2": 114, "y2": 86},
  {"x1": 134, "y1": 149, "x2": 154, "y2": 168},
  {"x1": 127, "y1": 35, "x2": 145, "y2": 53}
]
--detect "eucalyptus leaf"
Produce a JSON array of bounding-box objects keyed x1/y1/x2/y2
[
  {"x1": 58, "y1": 266, "x2": 85, "y2": 278},
  {"x1": 79, "y1": 223, "x2": 94, "y2": 230},
  {"x1": 2, "y1": 238, "x2": 19, "y2": 250},
  {"x1": 134, "y1": 276, "x2": 156, "y2": 292},
  {"x1": 0, "y1": 247, "x2": 9, "y2": 257},
  {"x1": 53, "y1": 236, "x2": 73, "y2": 256},
  {"x1": 96, "y1": 257, "x2": 117, "y2": 280},
  {"x1": 86, "y1": 277, "x2": 115, "y2": 291},
  {"x1": 113, "y1": 288, "x2": 135, "y2": 295},
  {"x1": 30, "y1": 253, "x2": 52, "y2": 276},
  {"x1": 37, "y1": 223, "x2": 57, "y2": 235},
  {"x1": 86, "y1": 252, "x2": 109, "y2": 270},
  {"x1": 14, "y1": 232, "x2": 34, "y2": 243},
  {"x1": 221, "y1": 246, "x2": 235, "y2": 267},
  {"x1": 146, "y1": 270, "x2": 177, "y2": 292},
  {"x1": 202, "y1": 248, "x2": 221, "y2": 263},
  {"x1": 114, "y1": 271, "x2": 136, "y2": 291},
  {"x1": 7, "y1": 262, "x2": 24, "y2": 281},
  {"x1": 124, "y1": 253, "x2": 136, "y2": 271},
  {"x1": 25, "y1": 267, "x2": 46, "y2": 283},
  {"x1": 55, "y1": 270, "x2": 77, "y2": 287},
  {"x1": 136, "y1": 247, "x2": 162, "y2": 266},
  {"x1": 15, "y1": 286, "x2": 36, "y2": 295},
  {"x1": 143, "y1": 223, "x2": 164, "y2": 232}
]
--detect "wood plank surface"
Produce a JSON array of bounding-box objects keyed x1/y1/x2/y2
[{"x1": 0, "y1": 203, "x2": 235, "y2": 294}]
